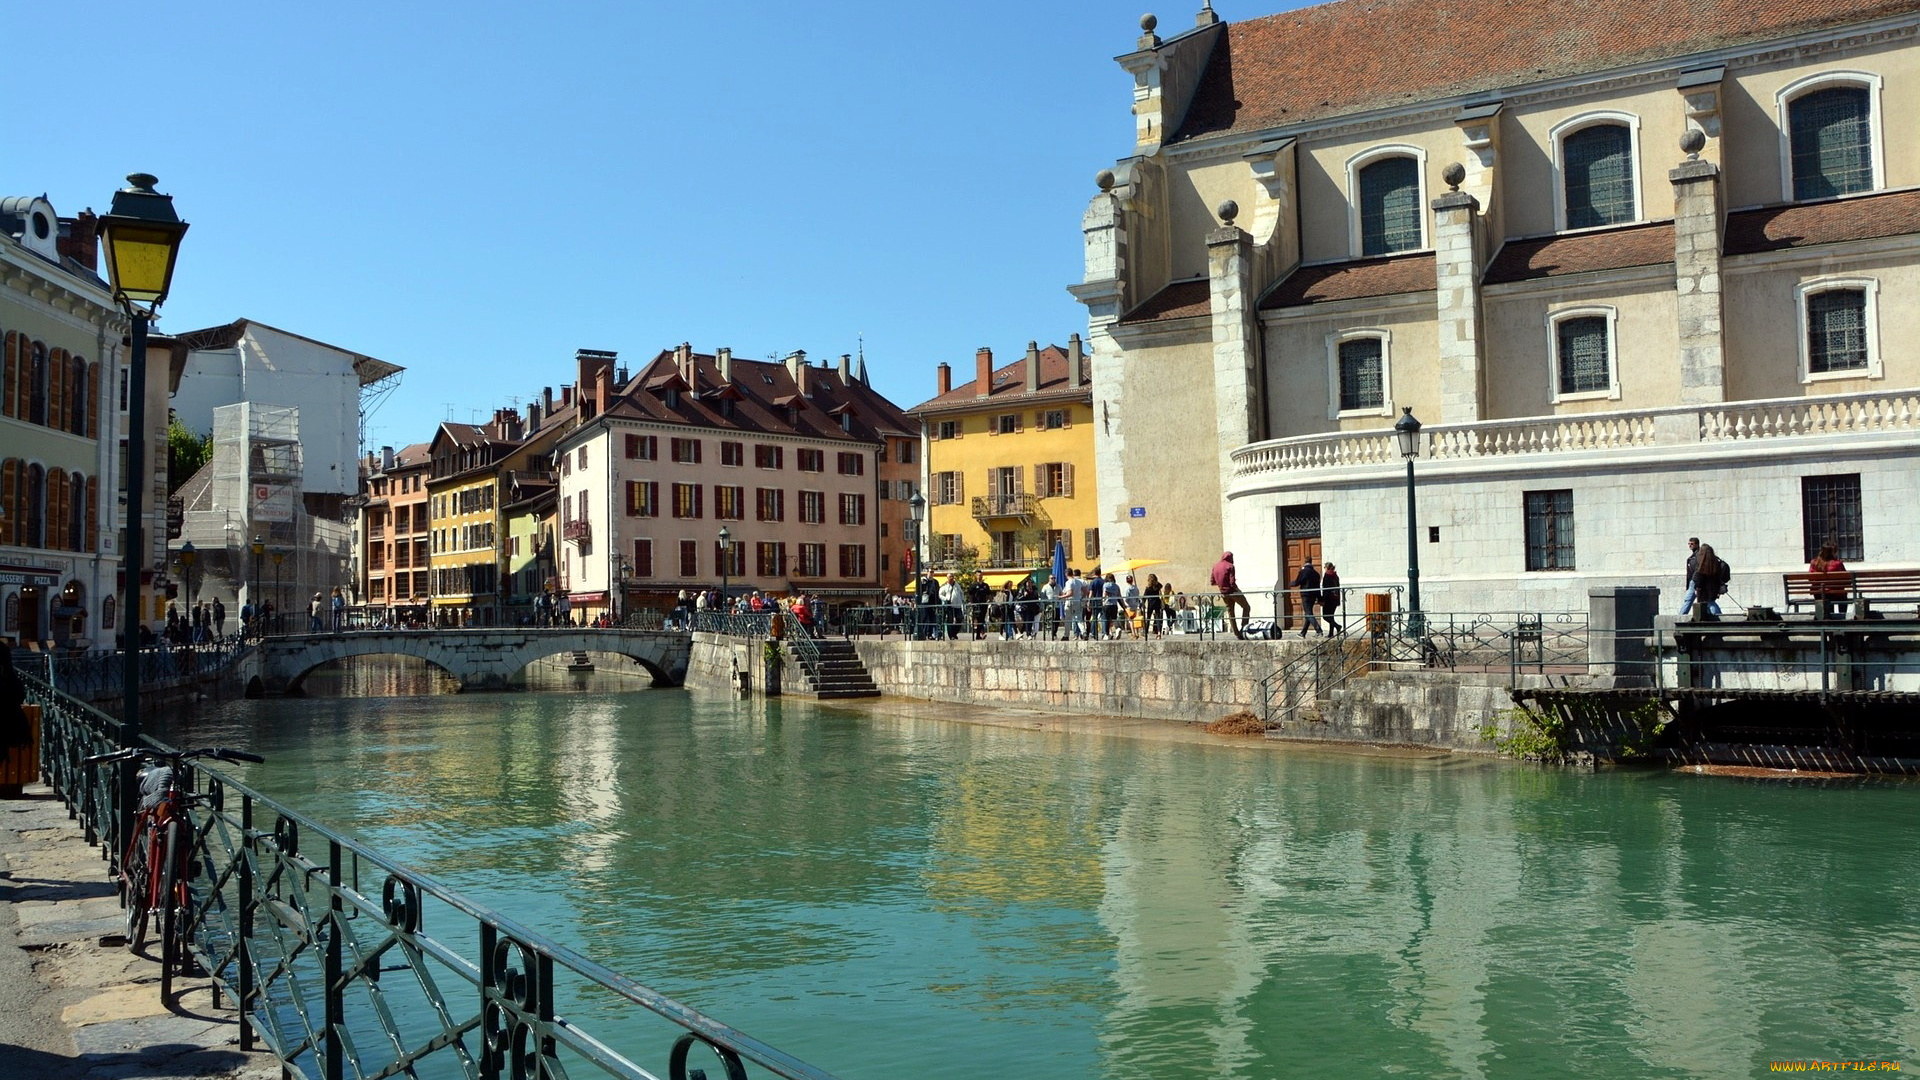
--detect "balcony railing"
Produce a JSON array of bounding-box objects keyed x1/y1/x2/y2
[
  {"x1": 1231, "y1": 388, "x2": 1920, "y2": 479},
  {"x1": 971, "y1": 492, "x2": 1039, "y2": 520},
  {"x1": 563, "y1": 518, "x2": 591, "y2": 542}
]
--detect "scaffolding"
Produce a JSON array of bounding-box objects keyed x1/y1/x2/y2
[{"x1": 173, "y1": 403, "x2": 353, "y2": 618}]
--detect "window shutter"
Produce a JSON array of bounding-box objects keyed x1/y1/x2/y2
[
  {"x1": 0, "y1": 460, "x2": 14, "y2": 545},
  {"x1": 48, "y1": 348, "x2": 65, "y2": 431},
  {"x1": 2, "y1": 333, "x2": 15, "y2": 418},
  {"x1": 955, "y1": 472, "x2": 964, "y2": 501},
  {"x1": 1063, "y1": 463, "x2": 1075, "y2": 498},
  {"x1": 86, "y1": 362, "x2": 99, "y2": 437},
  {"x1": 48, "y1": 470, "x2": 66, "y2": 551}
]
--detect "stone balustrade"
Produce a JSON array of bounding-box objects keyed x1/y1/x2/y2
[{"x1": 1232, "y1": 389, "x2": 1920, "y2": 478}]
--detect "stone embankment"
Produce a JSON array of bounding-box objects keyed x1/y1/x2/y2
[{"x1": 0, "y1": 786, "x2": 280, "y2": 1080}]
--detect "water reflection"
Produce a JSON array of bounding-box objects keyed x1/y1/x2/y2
[{"x1": 158, "y1": 663, "x2": 1920, "y2": 1080}]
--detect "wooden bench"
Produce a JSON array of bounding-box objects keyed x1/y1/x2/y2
[{"x1": 1781, "y1": 569, "x2": 1920, "y2": 616}]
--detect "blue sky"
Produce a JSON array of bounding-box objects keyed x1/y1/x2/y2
[{"x1": 22, "y1": 0, "x2": 1242, "y2": 450}]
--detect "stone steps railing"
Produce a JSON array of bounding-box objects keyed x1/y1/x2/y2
[{"x1": 1232, "y1": 389, "x2": 1920, "y2": 478}]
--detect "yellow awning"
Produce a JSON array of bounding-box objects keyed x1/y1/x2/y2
[{"x1": 904, "y1": 571, "x2": 1036, "y2": 593}]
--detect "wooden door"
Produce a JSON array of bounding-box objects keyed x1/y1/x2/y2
[{"x1": 1277, "y1": 504, "x2": 1323, "y2": 630}]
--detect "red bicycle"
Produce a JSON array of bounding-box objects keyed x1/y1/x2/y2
[{"x1": 84, "y1": 745, "x2": 263, "y2": 999}]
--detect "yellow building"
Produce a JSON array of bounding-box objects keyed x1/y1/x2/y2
[{"x1": 907, "y1": 337, "x2": 1097, "y2": 577}]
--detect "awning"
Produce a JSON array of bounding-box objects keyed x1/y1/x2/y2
[
  {"x1": 567, "y1": 591, "x2": 607, "y2": 604},
  {"x1": 903, "y1": 570, "x2": 1037, "y2": 594}
]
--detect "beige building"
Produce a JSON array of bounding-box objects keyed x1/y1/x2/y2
[
  {"x1": 1, "y1": 196, "x2": 136, "y2": 648},
  {"x1": 1077, "y1": 0, "x2": 1920, "y2": 612}
]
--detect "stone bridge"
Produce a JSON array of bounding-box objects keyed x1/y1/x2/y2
[{"x1": 238, "y1": 628, "x2": 692, "y2": 695}]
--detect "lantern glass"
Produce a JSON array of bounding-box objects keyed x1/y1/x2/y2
[
  {"x1": 1394, "y1": 407, "x2": 1423, "y2": 459},
  {"x1": 100, "y1": 222, "x2": 185, "y2": 309}
]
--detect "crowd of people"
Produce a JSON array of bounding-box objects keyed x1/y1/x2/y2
[{"x1": 877, "y1": 568, "x2": 1254, "y2": 641}]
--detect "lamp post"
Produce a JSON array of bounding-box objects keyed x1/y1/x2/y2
[
  {"x1": 908, "y1": 492, "x2": 926, "y2": 639},
  {"x1": 271, "y1": 548, "x2": 287, "y2": 634},
  {"x1": 249, "y1": 535, "x2": 264, "y2": 636},
  {"x1": 1393, "y1": 406, "x2": 1424, "y2": 634},
  {"x1": 613, "y1": 555, "x2": 631, "y2": 626},
  {"x1": 99, "y1": 172, "x2": 188, "y2": 857},
  {"x1": 717, "y1": 526, "x2": 732, "y2": 614},
  {"x1": 177, "y1": 540, "x2": 197, "y2": 609}
]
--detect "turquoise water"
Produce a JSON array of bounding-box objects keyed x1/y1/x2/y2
[{"x1": 160, "y1": 659, "x2": 1920, "y2": 1079}]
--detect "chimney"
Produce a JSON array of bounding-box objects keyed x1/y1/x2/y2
[
  {"x1": 381, "y1": 445, "x2": 395, "y2": 472},
  {"x1": 937, "y1": 362, "x2": 952, "y2": 395},
  {"x1": 785, "y1": 350, "x2": 807, "y2": 394},
  {"x1": 595, "y1": 365, "x2": 612, "y2": 418},
  {"x1": 542, "y1": 386, "x2": 554, "y2": 414},
  {"x1": 525, "y1": 401, "x2": 540, "y2": 434},
  {"x1": 1025, "y1": 341, "x2": 1041, "y2": 394},
  {"x1": 1068, "y1": 333, "x2": 1085, "y2": 387},
  {"x1": 561, "y1": 385, "x2": 573, "y2": 407},
  {"x1": 717, "y1": 347, "x2": 732, "y2": 384},
  {"x1": 678, "y1": 343, "x2": 699, "y2": 394},
  {"x1": 838, "y1": 353, "x2": 852, "y2": 385},
  {"x1": 57, "y1": 210, "x2": 100, "y2": 272},
  {"x1": 975, "y1": 347, "x2": 993, "y2": 398}
]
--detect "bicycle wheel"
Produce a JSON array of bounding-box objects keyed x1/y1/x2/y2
[
  {"x1": 159, "y1": 819, "x2": 182, "y2": 1000},
  {"x1": 124, "y1": 822, "x2": 153, "y2": 952}
]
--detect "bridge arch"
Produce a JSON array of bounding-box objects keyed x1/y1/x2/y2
[{"x1": 247, "y1": 629, "x2": 690, "y2": 695}]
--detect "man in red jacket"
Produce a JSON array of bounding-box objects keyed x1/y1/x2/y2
[{"x1": 1210, "y1": 552, "x2": 1251, "y2": 638}]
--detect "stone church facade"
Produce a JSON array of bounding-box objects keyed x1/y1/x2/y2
[{"x1": 1075, "y1": 0, "x2": 1920, "y2": 613}]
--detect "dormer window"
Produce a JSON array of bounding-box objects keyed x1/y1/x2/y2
[
  {"x1": 1553, "y1": 115, "x2": 1640, "y2": 230},
  {"x1": 1357, "y1": 155, "x2": 1422, "y2": 256},
  {"x1": 1778, "y1": 73, "x2": 1882, "y2": 202}
]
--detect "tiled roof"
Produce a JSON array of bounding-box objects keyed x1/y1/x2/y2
[
  {"x1": 1119, "y1": 279, "x2": 1212, "y2": 324},
  {"x1": 907, "y1": 345, "x2": 1092, "y2": 414},
  {"x1": 1261, "y1": 253, "x2": 1436, "y2": 309},
  {"x1": 1484, "y1": 222, "x2": 1675, "y2": 284},
  {"x1": 1172, "y1": 0, "x2": 1920, "y2": 144},
  {"x1": 1725, "y1": 188, "x2": 1920, "y2": 254},
  {"x1": 600, "y1": 351, "x2": 916, "y2": 442}
]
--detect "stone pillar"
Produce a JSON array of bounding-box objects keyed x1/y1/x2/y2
[
  {"x1": 1589, "y1": 586, "x2": 1661, "y2": 684},
  {"x1": 1208, "y1": 203, "x2": 1262, "y2": 460},
  {"x1": 1072, "y1": 174, "x2": 1134, "y2": 557},
  {"x1": 1671, "y1": 139, "x2": 1726, "y2": 404},
  {"x1": 1431, "y1": 173, "x2": 1486, "y2": 424}
]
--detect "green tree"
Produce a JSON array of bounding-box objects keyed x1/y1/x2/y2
[{"x1": 167, "y1": 418, "x2": 214, "y2": 494}]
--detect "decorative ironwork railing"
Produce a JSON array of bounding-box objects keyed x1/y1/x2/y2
[
  {"x1": 19, "y1": 670, "x2": 844, "y2": 1080},
  {"x1": 969, "y1": 493, "x2": 1038, "y2": 520},
  {"x1": 1232, "y1": 389, "x2": 1920, "y2": 478},
  {"x1": 562, "y1": 518, "x2": 591, "y2": 542},
  {"x1": 13, "y1": 640, "x2": 253, "y2": 699}
]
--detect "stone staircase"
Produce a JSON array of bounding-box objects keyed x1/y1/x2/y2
[{"x1": 792, "y1": 639, "x2": 880, "y2": 699}]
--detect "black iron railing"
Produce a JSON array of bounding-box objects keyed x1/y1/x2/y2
[
  {"x1": 20, "y1": 671, "x2": 843, "y2": 1080},
  {"x1": 12, "y1": 640, "x2": 253, "y2": 699}
]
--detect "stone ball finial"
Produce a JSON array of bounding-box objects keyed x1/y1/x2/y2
[
  {"x1": 1141, "y1": 13, "x2": 1158, "y2": 31},
  {"x1": 1441, "y1": 162, "x2": 1466, "y2": 191},
  {"x1": 1217, "y1": 199, "x2": 1239, "y2": 226},
  {"x1": 1096, "y1": 169, "x2": 1116, "y2": 193},
  {"x1": 1680, "y1": 128, "x2": 1707, "y2": 160}
]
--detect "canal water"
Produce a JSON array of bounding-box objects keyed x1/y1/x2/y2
[{"x1": 158, "y1": 657, "x2": 1920, "y2": 1079}]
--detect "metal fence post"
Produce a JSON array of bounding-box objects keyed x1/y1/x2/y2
[
  {"x1": 326, "y1": 838, "x2": 344, "y2": 1080},
  {"x1": 239, "y1": 793, "x2": 256, "y2": 1052}
]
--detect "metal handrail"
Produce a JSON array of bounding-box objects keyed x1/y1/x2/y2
[{"x1": 21, "y1": 669, "x2": 843, "y2": 1080}]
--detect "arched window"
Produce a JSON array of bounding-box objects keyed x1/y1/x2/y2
[
  {"x1": 1780, "y1": 75, "x2": 1880, "y2": 201},
  {"x1": 68, "y1": 355, "x2": 88, "y2": 435},
  {"x1": 1548, "y1": 308, "x2": 1621, "y2": 402},
  {"x1": 1353, "y1": 153, "x2": 1424, "y2": 256},
  {"x1": 68, "y1": 472, "x2": 86, "y2": 550},
  {"x1": 1325, "y1": 330, "x2": 1394, "y2": 418},
  {"x1": 24, "y1": 463, "x2": 45, "y2": 548},
  {"x1": 29, "y1": 342, "x2": 48, "y2": 425},
  {"x1": 1796, "y1": 277, "x2": 1882, "y2": 382},
  {"x1": 1560, "y1": 122, "x2": 1636, "y2": 229}
]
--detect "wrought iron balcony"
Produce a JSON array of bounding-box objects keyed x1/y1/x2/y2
[
  {"x1": 971, "y1": 492, "x2": 1038, "y2": 521},
  {"x1": 563, "y1": 518, "x2": 591, "y2": 543}
]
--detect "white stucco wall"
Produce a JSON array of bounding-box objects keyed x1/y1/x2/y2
[{"x1": 171, "y1": 324, "x2": 364, "y2": 495}]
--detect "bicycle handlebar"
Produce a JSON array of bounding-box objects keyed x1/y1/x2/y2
[{"x1": 81, "y1": 747, "x2": 265, "y2": 766}]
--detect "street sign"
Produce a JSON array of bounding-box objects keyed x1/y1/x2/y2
[{"x1": 1129, "y1": 506, "x2": 1146, "y2": 518}]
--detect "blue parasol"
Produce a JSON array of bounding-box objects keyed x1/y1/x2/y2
[{"x1": 1051, "y1": 541, "x2": 1068, "y2": 589}]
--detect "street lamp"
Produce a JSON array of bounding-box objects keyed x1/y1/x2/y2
[
  {"x1": 250, "y1": 535, "x2": 264, "y2": 634},
  {"x1": 1394, "y1": 406, "x2": 1424, "y2": 633},
  {"x1": 908, "y1": 492, "x2": 927, "y2": 640},
  {"x1": 99, "y1": 172, "x2": 188, "y2": 861},
  {"x1": 717, "y1": 526, "x2": 732, "y2": 613},
  {"x1": 177, "y1": 540, "x2": 197, "y2": 608},
  {"x1": 271, "y1": 547, "x2": 288, "y2": 634}
]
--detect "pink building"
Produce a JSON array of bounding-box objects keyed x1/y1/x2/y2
[{"x1": 554, "y1": 345, "x2": 916, "y2": 619}]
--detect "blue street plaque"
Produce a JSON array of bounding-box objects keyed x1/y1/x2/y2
[{"x1": 1129, "y1": 506, "x2": 1146, "y2": 518}]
